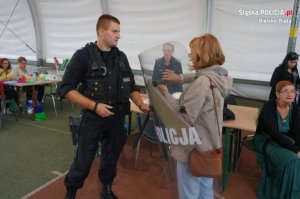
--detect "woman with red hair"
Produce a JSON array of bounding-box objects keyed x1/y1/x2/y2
[
  {"x1": 158, "y1": 34, "x2": 232, "y2": 199},
  {"x1": 254, "y1": 80, "x2": 300, "y2": 198}
]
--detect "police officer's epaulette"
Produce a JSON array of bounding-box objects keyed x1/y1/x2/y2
[
  {"x1": 112, "y1": 46, "x2": 126, "y2": 59},
  {"x1": 112, "y1": 47, "x2": 127, "y2": 67},
  {"x1": 74, "y1": 46, "x2": 88, "y2": 55},
  {"x1": 85, "y1": 42, "x2": 103, "y2": 62},
  {"x1": 78, "y1": 46, "x2": 85, "y2": 51}
]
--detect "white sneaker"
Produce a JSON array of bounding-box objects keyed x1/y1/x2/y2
[{"x1": 27, "y1": 107, "x2": 32, "y2": 114}]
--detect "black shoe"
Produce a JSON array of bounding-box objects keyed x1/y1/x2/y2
[
  {"x1": 100, "y1": 184, "x2": 118, "y2": 199},
  {"x1": 64, "y1": 189, "x2": 77, "y2": 199}
]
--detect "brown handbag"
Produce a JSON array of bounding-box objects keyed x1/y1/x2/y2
[{"x1": 189, "y1": 76, "x2": 223, "y2": 178}]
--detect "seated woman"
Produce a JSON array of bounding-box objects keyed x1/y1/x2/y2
[
  {"x1": 0, "y1": 58, "x2": 18, "y2": 105},
  {"x1": 254, "y1": 80, "x2": 300, "y2": 199},
  {"x1": 11, "y1": 56, "x2": 45, "y2": 105},
  {"x1": 0, "y1": 58, "x2": 13, "y2": 81}
]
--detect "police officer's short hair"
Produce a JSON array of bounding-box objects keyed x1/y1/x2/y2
[
  {"x1": 163, "y1": 42, "x2": 174, "y2": 52},
  {"x1": 96, "y1": 14, "x2": 120, "y2": 31}
]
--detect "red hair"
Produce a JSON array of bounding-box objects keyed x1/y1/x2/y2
[{"x1": 276, "y1": 81, "x2": 294, "y2": 93}]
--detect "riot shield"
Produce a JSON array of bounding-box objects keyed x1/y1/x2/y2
[{"x1": 138, "y1": 41, "x2": 222, "y2": 199}]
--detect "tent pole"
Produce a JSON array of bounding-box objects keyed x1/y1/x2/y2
[
  {"x1": 287, "y1": 0, "x2": 300, "y2": 53},
  {"x1": 100, "y1": 0, "x2": 109, "y2": 14},
  {"x1": 27, "y1": 0, "x2": 44, "y2": 66},
  {"x1": 205, "y1": 0, "x2": 212, "y2": 33}
]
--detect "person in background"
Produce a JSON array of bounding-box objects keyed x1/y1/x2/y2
[
  {"x1": 0, "y1": 58, "x2": 13, "y2": 81},
  {"x1": 11, "y1": 56, "x2": 45, "y2": 105},
  {"x1": 0, "y1": 58, "x2": 18, "y2": 107},
  {"x1": 269, "y1": 52, "x2": 300, "y2": 100},
  {"x1": 158, "y1": 34, "x2": 232, "y2": 199},
  {"x1": 152, "y1": 42, "x2": 183, "y2": 94},
  {"x1": 60, "y1": 14, "x2": 149, "y2": 199},
  {"x1": 254, "y1": 80, "x2": 300, "y2": 199}
]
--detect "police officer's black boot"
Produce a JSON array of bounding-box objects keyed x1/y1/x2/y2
[
  {"x1": 64, "y1": 189, "x2": 77, "y2": 199},
  {"x1": 100, "y1": 184, "x2": 118, "y2": 199}
]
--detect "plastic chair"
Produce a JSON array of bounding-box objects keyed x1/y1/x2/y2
[
  {"x1": 44, "y1": 82, "x2": 73, "y2": 117},
  {"x1": 0, "y1": 84, "x2": 19, "y2": 127},
  {"x1": 134, "y1": 113, "x2": 158, "y2": 169}
]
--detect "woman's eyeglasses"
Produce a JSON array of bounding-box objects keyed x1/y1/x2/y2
[{"x1": 280, "y1": 89, "x2": 297, "y2": 94}]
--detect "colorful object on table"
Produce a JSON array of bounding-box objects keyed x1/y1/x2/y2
[
  {"x1": 3, "y1": 81, "x2": 17, "y2": 84},
  {"x1": 16, "y1": 73, "x2": 49, "y2": 83},
  {"x1": 18, "y1": 76, "x2": 27, "y2": 83},
  {"x1": 53, "y1": 57, "x2": 69, "y2": 72},
  {"x1": 37, "y1": 73, "x2": 47, "y2": 81},
  {"x1": 60, "y1": 59, "x2": 70, "y2": 71},
  {"x1": 53, "y1": 57, "x2": 60, "y2": 69}
]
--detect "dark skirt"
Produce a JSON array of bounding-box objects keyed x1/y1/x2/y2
[{"x1": 253, "y1": 134, "x2": 300, "y2": 199}]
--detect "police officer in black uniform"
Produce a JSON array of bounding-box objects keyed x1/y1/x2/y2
[{"x1": 60, "y1": 14, "x2": 149, "y2": 199}]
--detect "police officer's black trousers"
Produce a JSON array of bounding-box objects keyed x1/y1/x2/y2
[{"x1": 64, "y1": 109, "x2": 127, "y2": 190}]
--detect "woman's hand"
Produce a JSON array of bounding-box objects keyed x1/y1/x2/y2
[
  {"x1": 162, "y1": 69, "x2": 182, "y2": 83},
  {"x1": 297, "y1": 151, "x2": 300, "y2": 157},
  {"x1": 157, "y1": 84, "x2": 169, "y2": 96},
  {"x1": 139, "y1": 103, "x2": 150, "y2": 113}
]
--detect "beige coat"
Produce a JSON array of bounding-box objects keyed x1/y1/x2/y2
[{"x1": 165, "y1": 65, "x2": 233, "y2": 162}]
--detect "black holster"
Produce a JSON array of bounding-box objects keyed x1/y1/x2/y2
[{"x1": 68, "y1": 116, "x2": 81, "y2": 145}]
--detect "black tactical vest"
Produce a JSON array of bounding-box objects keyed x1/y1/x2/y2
[{"x1": 81, "y1": 42, "x2": 131, "y2": 105}]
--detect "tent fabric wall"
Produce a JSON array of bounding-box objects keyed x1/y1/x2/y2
[
  {"x1": 108, "y1": 0, "x2": 206, "y2": 71},
  {"x1": 212, "y1": 0, "x2": 295, "y2": 82},
  {"x1": 0, "y1": 0, "x2": 205, "y2": 65},
  {"x1": 0, "y1": 0, "x2": 36, "y2": 60},
  {"x1": 35, "y1": 0, "x2": 103, "y2": 63}
]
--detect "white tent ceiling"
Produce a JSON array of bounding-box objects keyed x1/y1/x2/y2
[{"x1": 0, "y1": 0, "x2": 298, "y2": 100}]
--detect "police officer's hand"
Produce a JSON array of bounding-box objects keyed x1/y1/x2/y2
[{"x1": 95, "y1": 103, "x2": 114, "y2": 117}]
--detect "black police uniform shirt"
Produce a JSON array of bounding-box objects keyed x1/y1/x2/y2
[{"x1": 60, "y1": 45, "x2": 139, "y2": 104}]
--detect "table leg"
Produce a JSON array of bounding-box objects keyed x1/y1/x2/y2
[
  {"x1": 222, "y1": 127, "x2": 230, "y2": 192},
  {"x1": 232, "y1": 129, "x2": 242, "y2": 172},
  {"x1": 16, "y1": 87, "x2": 21, "y2": 118},
  {"x1": 31, "y1": 86, "x2": 36, "y2": 121},
  {"x1": 228, "y1": 130, "x2": 236, "y2": 172}
]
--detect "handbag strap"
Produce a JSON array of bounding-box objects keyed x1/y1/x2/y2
[{"x1": 203, "y1": 75, "x2": 221, "y2": 138}]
